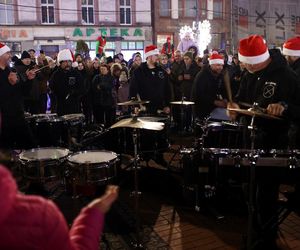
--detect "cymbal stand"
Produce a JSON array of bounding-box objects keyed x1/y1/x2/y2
[
  {"x1": 246, "y1": 113, "x2": 259, "y2": 250},
  {"x1": 130, "y1": 125, "x2": 144, "y2": 249}
]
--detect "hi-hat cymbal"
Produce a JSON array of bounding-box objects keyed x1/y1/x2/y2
[
  {"x1": 170, "y1": 101, "x2": 195, "y2": 105},
  {"x1": 117, "y1": 100, "x2": 150, "y2": 106},
  {"x1": 227, "y1": 108, "x2": 281, "y2": 120},
  {"x1": 110, "y1": 117, "x2": 164, "y2": 131}
]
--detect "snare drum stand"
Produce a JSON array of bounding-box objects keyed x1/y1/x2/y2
[
  {"x1": 130, "y1": 126, "x2": 144, "y2": 249},
  {"x1": 246, "y1": 114, "x2": 259, "y2": 250}
]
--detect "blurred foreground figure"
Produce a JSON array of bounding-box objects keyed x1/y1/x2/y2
[{"x1": 0, "y1": 165, "x2": 118, "y2": 250}]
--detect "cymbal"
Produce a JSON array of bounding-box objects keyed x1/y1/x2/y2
[
  {"x1": 227, "y1": 108, "x2": 281, "y2": 120},
  {"x1": 110, "y1": 117, "x2": 164, "y2": 131},
  {"x1": 117, "y1": 100, "x2": 150, "y2": 106},
  {"x1": 170, "y1": 101, "x2": 195, "y2": 105}
]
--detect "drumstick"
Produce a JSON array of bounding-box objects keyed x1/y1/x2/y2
[{"x1": 223, "y1": 69, "x2": 233, "y2": 103}]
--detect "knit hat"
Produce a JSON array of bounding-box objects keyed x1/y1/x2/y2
[
  {"x1": 183, "y1": 51, "x2": 193, "y2": 60},
  {"x1": 144, "y1": 45, "x2": 159, "y2": 59},
  {"x1": 0, "y1": 42, "x2": 10, "y2": 57},
  {"x1": 238, "y1": 35, "x2": 270, "y2": 64},
  {"x1": 21, "y1": 51, "x2": 31, "y2": 60},
  {"x1": 209, "y1": 51, "x2": 224, "y2": 65},
  {"x1": 282, "y1": 36, "x2": 300, "y2": 57},
  {"x1": 57, "y1": 49, "x2": 74, "y2": 63}
]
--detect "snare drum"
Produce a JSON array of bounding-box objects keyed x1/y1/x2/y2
[
  {"x1": 62, "y1": 113, "x2": 85, "y2": 126},
  {"x1": 19, "y1": 147, "x2": 70, "y2": 182},
  {"x1": 203, "y1": 121, "x2": 247, "y2": 149},
  {"x1": 67, "y1": 150, "x2": 118, "y2": 185}
]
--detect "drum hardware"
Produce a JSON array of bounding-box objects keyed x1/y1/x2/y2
[{"x1": 110, "y1": 115, "x2": 164, "y2": 249}]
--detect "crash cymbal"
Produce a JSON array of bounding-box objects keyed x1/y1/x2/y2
[
  {"x1": 227, "y1": 108, "x2": 281, "y2": 120},
  {"x1": 170, "y1": 101, "x2": 195, "y2": 105},
  {"x1": 110, "y1": 117, "x2": 164, "y2": 131},
  {"x1": 117, "y1": 100, "x2": 150, "y2": 106}
]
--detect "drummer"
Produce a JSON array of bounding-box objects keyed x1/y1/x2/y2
[
  {"x1": 227, "y1": 35, "x2": 299, "y2": 249},
  {"x1": 129, "y1": 45, "x2": 172, "y2": 115}
]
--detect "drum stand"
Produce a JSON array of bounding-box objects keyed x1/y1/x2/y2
[
  {"x1": 246, "y1": 113, "x2": 259, "y2": 250},
  {"x1": 130, "y1": 127, "x2": 144, "y2": 249}
]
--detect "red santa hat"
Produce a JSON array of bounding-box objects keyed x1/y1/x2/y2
[
  {"x1": 238, "y1": 35, "x2": 270, "y2": 64},
  {"x1": 209, "y1": 51, "x2": 224, "y2": 65},
  {"x1": 282, "y1": 36, "x2": 300, "y2": 57},
  {"x1": 0, "y1": 42, "x2": 10, "y2": 57},
  {"x1": 144, "y1": 45, "x2": 159, "y2": 59},
  {"x1": 57, "y1": 49, "x2": 75, "y2": 63}
]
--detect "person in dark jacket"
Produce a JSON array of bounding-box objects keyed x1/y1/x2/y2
[
  {"x1": 49, "y1": 49, "x2": 84, "y2": 116},
  {"x1": 228, "y1": 35, "x2": 300, "y2": 249},
  {"x1": 0, "y1": 43, "x2": 36, "y2": 149},
  {"x1": 192, "y1": 51, "x2": 227, "y2": 120},
  {"x1": 91, "y1": 64, "x2": 115, "y2": 126},
  {"x1": 130, "y1": 45, "x2": 172, "y2": 115}
]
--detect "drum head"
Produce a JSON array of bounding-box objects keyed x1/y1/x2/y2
[
  {"x1": 68, "y1": 151, "x2": 117, "y2": 164},
  {"x1": 62, "y1": 113, "x2": 85, "y2": 121},
  {"x1": 20, "y1": 148, "x2": 70, "y2": 161}
]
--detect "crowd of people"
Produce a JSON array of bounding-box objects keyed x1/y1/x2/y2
[{"x1": 1, "y1": 34, "x2": 300, "y2": 249}]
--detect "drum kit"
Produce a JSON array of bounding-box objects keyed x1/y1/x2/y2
[{"x1": 10, "y1": 100, "x2": 300, "y2": 249}]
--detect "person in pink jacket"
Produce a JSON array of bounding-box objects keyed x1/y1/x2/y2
[{"x1": 0, "y1": 164, "x2": 118, "y2": 250}]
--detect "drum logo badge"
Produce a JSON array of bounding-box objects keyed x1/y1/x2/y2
[{"x1": 263, "y1": 82, "x2": 276, "y2": 98}]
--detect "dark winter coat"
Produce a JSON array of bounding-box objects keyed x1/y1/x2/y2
[
  {"x1": 0, "y1": 66, "x2": 32, "y2": 126},
  {"x1": 192, "y1": 65, "x2": 227, "y2": 119},
  {"x1": 235, "y1": 49, "x2": 299, "y2": 149},
  {"x1": 180, "y1": 61, "x2": 200, "y2": 99},
  {"x1": 49, "y1": 67, "x2": 84, "y2": 116},
  {"x1": 129, "y1": 62, "x2": 172, "y2": 114},
  {"x1": 91, "y1": 74, "x2": 114, "y2": 107}
]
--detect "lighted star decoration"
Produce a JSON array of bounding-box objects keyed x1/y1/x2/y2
[
  {"x1": 193, "y1": 20, "x2": 212, "y2": 57},
  {"x1": 179, "y1": 25, "x2": 195, "y2": 41}
]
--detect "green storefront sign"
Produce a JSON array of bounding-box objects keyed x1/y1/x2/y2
[{"x1": 72, "y1": 27, "x2": 143, "y2": 38}]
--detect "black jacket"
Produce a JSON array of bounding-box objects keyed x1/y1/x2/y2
[
  {"x1": 0, "y1": 66, "x2": 32, "y2": 126},
  {"x1": 49, "y1": 67, "x2": 84, "y2": 116},
  {"x1": 129, "y1": 62, "x2": 172, "y2": 114},
  {"x1": 192, "y1": 65, "x2": 226, "y2": 119},
  {"x1": 235, "y1": 49, "x2": 299, "y2": 149},
  {"x1": 90, "y1": 74, "x2": 114, "y2": 107}
]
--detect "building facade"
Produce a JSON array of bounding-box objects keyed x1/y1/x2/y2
[
  {"x1": 232, "y1": 0, "x2": 300, "y2": 51},
  {"x1": 0, "y1": 0, "x2": 152, "y2": 60},
  {"x1": 153, "y1": 0, "x2": 300, "y2": 55},
  {"x1": 153, "y1": 0, "x2": 232, "y2": 54}
]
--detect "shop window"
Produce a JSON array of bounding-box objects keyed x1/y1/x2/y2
[
  {"x1": 136, "y1": 41, "x2": 143, "y2": 50},
  {"x1": 120, "y1": 0, "x2": 131, "y2": 25},
  {"x1": 82, "y1": 0, "x2": 94, "y2": 24},
  {"x1": 41, "y1": 0, "x2": 55, "y2": 24},
  {"x1": 0, "y1": 0, "x2": 14, "y2": 24},
  {"x1": 159, "y1": 0, "x2": 170, "y2": 17},
  {"x1": 213, "y1": 0, "x2": 223, "y2": 19},
  {"x1": 185, "y1": 0, "x2": 196, "y2": 17}
]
